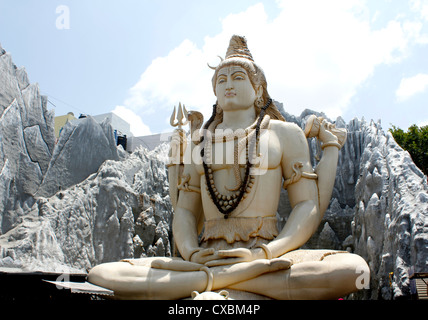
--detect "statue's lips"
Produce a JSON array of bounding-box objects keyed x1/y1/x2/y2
[{"x1": 225, "y1": 92, "x2": 236, "y2": 97}]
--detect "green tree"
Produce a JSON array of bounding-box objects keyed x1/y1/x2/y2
[{"x1": 389, "y1": 124, "x2": 428, "y2": 176}]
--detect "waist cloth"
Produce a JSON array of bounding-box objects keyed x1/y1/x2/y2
[
  {"x1": 199, "y1": 216, "x2": 349, "y2": 262},
  {"x1": 200, "y1": 216, "x2": 278, "y2": 250}
]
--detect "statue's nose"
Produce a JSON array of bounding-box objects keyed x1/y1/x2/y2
[{"x1": 225, "y1": 75, "x2": 234, "y2": 90}]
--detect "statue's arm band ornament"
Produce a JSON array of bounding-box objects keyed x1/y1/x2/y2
[
  {"x1": 321, "y1": 141, "x2": 342, "y2": 150},
  {"x1": 177, "y1": 174, "x2": 201, "y2": 194},
  {"x1": 283, "y1": 161, "x2": 318, "y2": 189}
]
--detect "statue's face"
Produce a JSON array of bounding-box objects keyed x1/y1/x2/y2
[{"x1": 215, "y1": 65, "x2": 257, "y2": 112}]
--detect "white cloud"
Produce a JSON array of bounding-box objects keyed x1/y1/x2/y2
[
  {"x1": 411, "y1": 0, "x2": 428, "y2": 21},
  {"x1": 123, "y1": 39, "x2": 214, "y2": 119},
  {"x1": 396, "y1": 73, "x2": 428, "y2": 102},
  {"x1": 121, "y1": 1, "x2": 423, "y2": 132},
  {"x1": 409, "y1": 0, "x2": 428, "y2": 43},
  {"x1": 112, "y1": 105, "x2": 152, "y2": 136}
]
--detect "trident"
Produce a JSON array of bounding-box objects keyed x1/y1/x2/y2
[
  {"x1": 168, "y1": 103, "x2": 190, "y2": 257},
  {"x1": 168, "y1": 102, "x2": 189, "y2": 211},
  {"x1": 170, "y1": 102, "x2": 189, "y2": 129}
]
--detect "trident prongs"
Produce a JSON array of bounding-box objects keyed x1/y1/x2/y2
[{"x1": 170, "y1": 102, "x2": 189, "y2": 129}]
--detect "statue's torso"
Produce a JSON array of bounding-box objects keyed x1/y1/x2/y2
[
  {"x1": 188, "y1": 120, "x2": 308, "y2": 249},
  {"x1": 195, "y1": 122, "x2": 285, "y2": 221}
]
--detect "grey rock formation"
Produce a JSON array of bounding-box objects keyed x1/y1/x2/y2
[
  {"x1": 0, "y1": 144, "x2": 172, "y2": 272},
  {"x1": 0, "y1": 45, "x2": 159, "y2": 272},
  {"x1": 0, "y1": 46, "x2": 55, "y2": 234},
  {"x1": 0, "y1": 45, "x2": 121, "y2": 236},
  {"x1": 36, "y1": 115, "x2": 120, "y2": 198},
  {"x1": 352, "y1": 123, "x2": 428, "y2": 299}
]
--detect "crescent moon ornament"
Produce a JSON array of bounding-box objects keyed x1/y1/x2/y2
[{"x1": 207, "y1": 55, "x2": 224, "y2": 70}]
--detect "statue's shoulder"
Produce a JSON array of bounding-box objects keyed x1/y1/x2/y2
[
  {"x1": 269, "y1": 120, "x2": 309, "y2": 158},
  {"x1": 269, "y1": 119, "x2": 305, "y2": 138}
]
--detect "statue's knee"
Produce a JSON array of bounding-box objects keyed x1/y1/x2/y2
[
  {"x1": 340, "y1": 254, "x2": 370, "y2": 291},
  {"x1": 351, "y1": 255, "x2": 370, "y2": 290},
  {"x1": 88, "y1": 264, "x2": 107, "y2": 284},
  {"x1": 88, "y1": 262, "x2": 119, "y2": 285},
  {"x1": 326, "y1": 253, "x2": 370, "y2": 293}
]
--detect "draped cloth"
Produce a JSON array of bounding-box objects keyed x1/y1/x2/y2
[
  {"x1": 200, "y1": 216, "x2": 349, "y2": 262},
  {"x1": 200, "y1": 216, "x2": 278, "y2": 250}
]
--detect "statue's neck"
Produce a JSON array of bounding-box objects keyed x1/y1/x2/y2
[{"x1": 218, "y1": 106, "x2": 256, "y2": 131}]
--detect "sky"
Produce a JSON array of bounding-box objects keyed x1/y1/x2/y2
[{"x1": 1, "y1": 0, "x2": 427, "y2": 136}]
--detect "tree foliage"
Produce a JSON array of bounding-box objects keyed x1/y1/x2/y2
[{"x1": 389, "y1": 124, "x2": 428, "y2": 176}]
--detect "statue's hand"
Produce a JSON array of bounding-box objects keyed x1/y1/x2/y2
[
  {"x1": 318, "y1": 119, "x2": 339, "y2": 144},
  {"x1": 190, "y1": 248, "x2": 222, "y2": 265},
  {"x1": 305, "y1": 115, "x2": 347, "y2": 147},
  {"x1": 203, "y1": 248, "x2": 265, "y2": 267}
]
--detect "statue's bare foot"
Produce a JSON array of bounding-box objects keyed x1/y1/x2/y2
[
  {"x1": 210, "y1": 257, "x2": 293, "y2": 291},
  {"x1": 239, "y1": 257, "x2": 293, "y2": 274},
  {"x1": 150, "y1": 258, "x2": 203, "y2": 271},
  {"x1": 149, "y1": 257, "x2": 292, "y2": 276},
  {"x1": 268, "y1": 258, "x2": 293, "y2": 271}
]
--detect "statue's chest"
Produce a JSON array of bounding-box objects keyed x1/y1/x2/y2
[
  {"x1": 208, "y1": 140, "x2": 245, "y2": 170},
  {"x1": 195, "y1": 129, "x2": 281, "y2": 175},
  {"x1": 210, "y1": 129, "x2": 270, "y2": 167}
]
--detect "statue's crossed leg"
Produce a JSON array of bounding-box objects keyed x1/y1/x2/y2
[
  {"x1": 88, "y1": 251, "x2": 368, "y2": 300},
  {"x1": 88, "y1": 256, "x2": 291, "y2": 299}
]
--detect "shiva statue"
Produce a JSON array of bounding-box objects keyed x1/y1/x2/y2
[{"x1": 88, "y1": 35, "x2": 369, "y2": 300}]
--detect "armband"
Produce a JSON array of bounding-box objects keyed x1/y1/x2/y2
[
  {"x1": 178, "y1": 174, "x2": 201, "y2": 193},
  {"x1": 283, "y1": 161, "x2": 318, "y2": 189},
  {"x1": 321, "y1": 141, "x2": 342, "y2": 150}
]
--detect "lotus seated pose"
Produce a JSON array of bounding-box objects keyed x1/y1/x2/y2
[{"x1": 88, "y1": 35, "x2": 369, "y2": 300}]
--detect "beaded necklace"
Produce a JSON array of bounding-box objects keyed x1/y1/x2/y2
[{"x1": 201, "y1": 99, "x2": 272, "y2": 219}]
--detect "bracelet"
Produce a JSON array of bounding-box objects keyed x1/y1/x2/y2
[
  {"x1": 255, "y1": 243, "x2": 273, "y2": 260},
  {"x1": 321, "y1": 141, "x2": 342, "y2": 150},
  {"x1": 199, "y1": 266, "x2": 214, "y2": 292}
]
